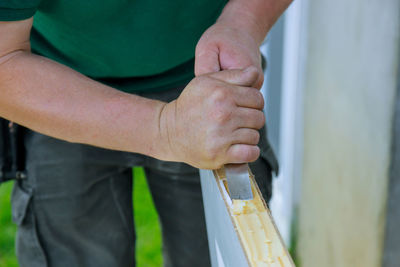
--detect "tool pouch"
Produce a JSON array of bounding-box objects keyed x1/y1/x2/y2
[{"x1": 0, "y1": 118, "x2": 27, "y2": 184}]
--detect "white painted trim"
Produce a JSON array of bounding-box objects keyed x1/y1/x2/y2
[{"x1": 200, "y1": 170, "x2": 249, "y2": 267}]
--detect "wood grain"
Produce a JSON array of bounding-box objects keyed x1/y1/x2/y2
[{"x1": 215, "y1": 168, "x2": 294, "y2": 267}]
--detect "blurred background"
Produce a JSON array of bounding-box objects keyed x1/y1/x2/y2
[
  {"x1": 262, "y1": 0, "x2": 400, "y2": 267},
  {"x1": 1, "y1": 0, "x2": 399, "y2": 266}
]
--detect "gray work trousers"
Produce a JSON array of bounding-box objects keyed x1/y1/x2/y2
[{"x1": 11, "y1": 85, "x2": 278, "y2": 267}]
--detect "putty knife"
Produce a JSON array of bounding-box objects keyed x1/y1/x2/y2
[{"x1": 225, "y1": 163, "x2": 253, "y2": 200}]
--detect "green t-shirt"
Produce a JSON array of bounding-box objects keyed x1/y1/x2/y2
[{"x1": 0, "y1": 0, "x2": 226, "y2": 92}]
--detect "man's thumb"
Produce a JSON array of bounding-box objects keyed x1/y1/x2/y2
[{"x1": 195, "y1": 47, "x2": 221, "y2": 76}]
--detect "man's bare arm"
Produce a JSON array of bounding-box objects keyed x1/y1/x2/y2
[
  {"x1": 0, "y1": 18, "x2": 265, "y2": 169},
  {"x1": 0, "y1": 18, "x2": 170, "y2": 160}
]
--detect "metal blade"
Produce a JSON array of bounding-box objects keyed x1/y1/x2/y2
[{"x1": 225, "y1": 163, "x2": 253, "y2": 200}]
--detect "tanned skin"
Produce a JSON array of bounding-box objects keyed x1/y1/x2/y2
[{"x1": 0, "y1": 0, "x2": 292, "y2": 169}]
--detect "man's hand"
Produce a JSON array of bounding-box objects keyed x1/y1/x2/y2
[
  {"x1": 191, "y1": 0, "x2": 292, "y2": 168},
  {"x1": 195, "y1": 0, "x2": 293, "y2": 89},
  {"x1": 195, "y1": 21, "x2": 264, "y2": 89},
  {"x1": 159, "y1": 67, "x2": 265, "y2": 169}
]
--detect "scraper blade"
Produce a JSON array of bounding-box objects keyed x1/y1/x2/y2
[{"x1": 225, "y1": 163, "x2": 253, "y2": 200}]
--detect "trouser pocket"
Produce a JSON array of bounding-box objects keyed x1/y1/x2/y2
[{"x1": 11, "y1": 182, "x2": 48, "y2": 267}]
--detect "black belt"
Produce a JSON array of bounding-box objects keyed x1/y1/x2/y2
[{"x1": 0, "y1": 118, "x2": 26, "y2": 184}]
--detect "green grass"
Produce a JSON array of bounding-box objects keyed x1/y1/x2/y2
[
  {"x1": 133, "y1": 167, "x2": 162, "y2": 267},
  {"x1": 0, "y1": 182, "x2": 18, "y2": 267},
  {"x1": 0, "y1": 167, "x2": 162, "y2": 267},
  {"x1": 288, "y1": 207, "x2": 299, "y2": 266}
]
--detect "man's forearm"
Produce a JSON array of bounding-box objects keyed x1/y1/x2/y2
[
  {"x1": 218, "y1": 0, "x2": 293, "y2": 45},
  {"x1": 0, "y1": 52, "x2": 168, "y2": 159}
]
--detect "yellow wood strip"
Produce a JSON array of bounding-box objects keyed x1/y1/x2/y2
[{"x1": 214, "y1": 167, "x2": 295, "y2": 267}]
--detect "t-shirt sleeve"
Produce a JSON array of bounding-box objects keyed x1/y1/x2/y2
[{"x1": 0, "y1": 0, "x2": 43, "y2": 21}]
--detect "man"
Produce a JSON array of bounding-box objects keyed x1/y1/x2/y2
[{"x1": 0, "y1": 0, "x2": 291, "y2": 266}]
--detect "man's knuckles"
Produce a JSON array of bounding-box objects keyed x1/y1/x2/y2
[
  {"x1": 202, "y1": 138, "x2": 224, "y2": 162},
  {"x1": 210, "y1": 85, "x2": 231, "y2": 103}
]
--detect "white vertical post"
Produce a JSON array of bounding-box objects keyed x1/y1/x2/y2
[
  {"x1": 297, "y1": 0, "x2": 400, "y2": 266},
  {"x1": 269, "y1": 0, "x2": 308, "y2": 246}
]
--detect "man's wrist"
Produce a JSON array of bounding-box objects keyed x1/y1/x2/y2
[
  {"x1": 153, "y1": 100, "x2": 178, "y2": 162},
  {"x1": 125, "y1": 98, "x2": 173, "y2": 162},
  {"x1": 217, "y1": 2, "x2": 266, "y2": 45},
  {"x1": 217, "y1": 0, "x2": 293, "y2": 46}
]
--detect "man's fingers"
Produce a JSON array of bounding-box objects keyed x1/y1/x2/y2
[
  {"x1": 234, "y1": 108, "x2": 265, "y2": 129},
  {"x1": 195, "y1": 47, "x2": 221, "y2": 76},
  {"x1": 233, "y1": 86, "x2": 264, "y2": 110},
  {"x1": 226, "y1": 144, "x2": 260, "y2": 163},
  {"x1": 231, "y1": 128, "x2": 260, "y2": 145},
  {"x1": 208, "y1": 66, "x2": 260, "y2": 87},
  {"x1": 253, "y1": 71, "x2": 265, "y2": 90}
]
